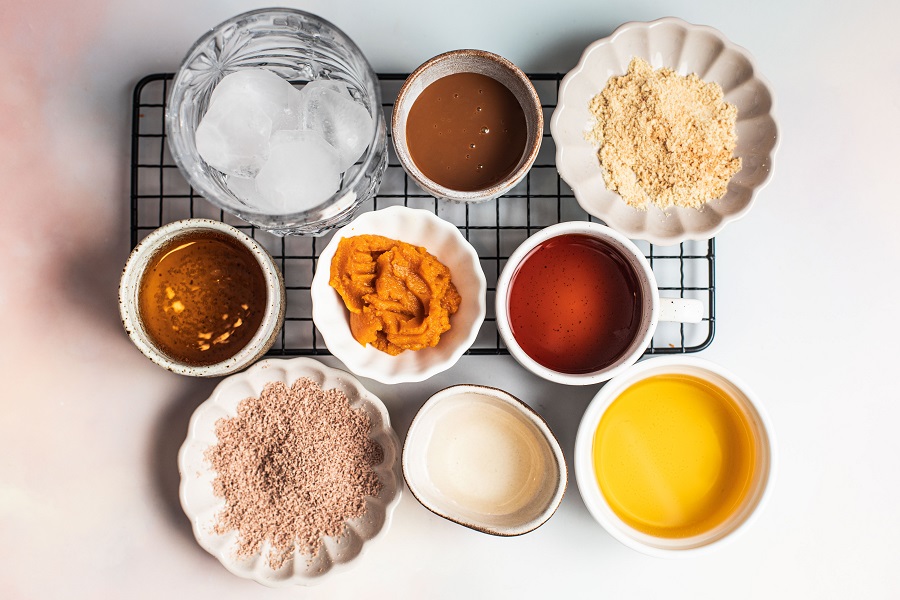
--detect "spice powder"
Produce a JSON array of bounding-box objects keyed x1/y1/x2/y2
[
  {"x1": 205, "y1": 377, "x2": 384, "y2": 569},
  {"x1": 587, "y1": 57, "x2": 741, "y2": 210}
]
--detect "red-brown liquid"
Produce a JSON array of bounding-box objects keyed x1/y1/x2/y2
[
  {"x1": 507, "y1": 234, "x2": 643, "y2": 374},
  {"x1": 406, "y1": 72, "x2": 527, "y2": 191}
]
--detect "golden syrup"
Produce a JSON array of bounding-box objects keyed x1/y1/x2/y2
[
  {"x1": 592, "y1": 374, "x2": 757, "y2": 538},
  {"x1": 137, "y1": 231, "x2": 267, "y2": 366}
]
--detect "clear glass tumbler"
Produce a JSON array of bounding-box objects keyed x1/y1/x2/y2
[{"x1": 166, "y1": 8, "x2": 387, "y2": 236}]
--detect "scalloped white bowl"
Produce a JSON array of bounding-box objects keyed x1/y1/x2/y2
[
  {"x1": 311, "y1": 206, "x2": 487, "y2": 384},
  {"x1": 177, "y1": 357, "x2": 402, "y2": 587},
  {"x1": 551, "y1": 17, "x2": 778, "y2": 245}
]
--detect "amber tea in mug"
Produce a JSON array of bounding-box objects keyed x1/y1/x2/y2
[{"x1": 506, "y1": 234, "x2": 644, "y2": 374}]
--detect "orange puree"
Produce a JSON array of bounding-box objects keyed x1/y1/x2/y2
[{"x1": 329, "y1": 235, "x2": 462, "y2": 355}]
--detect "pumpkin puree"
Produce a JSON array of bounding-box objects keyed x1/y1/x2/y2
[{"x1": 329, "y1": 235, "x2": 461, "y2": 355}]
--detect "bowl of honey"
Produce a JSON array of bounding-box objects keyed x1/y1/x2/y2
[
  {"x1": 119, "y1": 219, "x2": 285, "y2": 377},
  {"x1": 391, "y1": 49, "x2": 543, "y2": 203},
  {"x1": 574, "y1": 356, "x2": 776, "y2": 556}
]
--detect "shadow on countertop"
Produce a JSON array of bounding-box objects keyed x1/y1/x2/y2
[{"x1": 150, "y1": 377, "x2": 219, "y2": 547}]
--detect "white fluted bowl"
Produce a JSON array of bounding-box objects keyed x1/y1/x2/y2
[
  {"x1": 551, "y1": 17, "x2": 778, "y2": 245},
  {"x1": 311, "y1": 206, "x2": 487, "y2": 384},
  {"x1": 177, "y1": 357, "x2": 402, "y2": 587}
]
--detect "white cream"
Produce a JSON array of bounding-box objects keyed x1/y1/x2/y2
[{"x1": 424, "y1": 393, "x2": 545, "y2": 516}]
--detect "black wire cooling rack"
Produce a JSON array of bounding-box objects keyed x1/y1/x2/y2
[{"x1": 130, "y1": 73, "x2": 715, "y2": 356}]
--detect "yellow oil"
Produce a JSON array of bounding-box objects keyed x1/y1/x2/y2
[{"x1": 592, "y1": 373, "x2": 756, "y2": 538}]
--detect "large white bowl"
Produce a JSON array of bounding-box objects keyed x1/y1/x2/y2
[
  {"x1": 551, "y1": 17, "x2": 778, "y2": 245},
  {"x1": 311, "y1": 206, "x2": 487, "y2": 384},
  {"x1": 177, "y1": 357, "x2": 402, "y2": 587}
]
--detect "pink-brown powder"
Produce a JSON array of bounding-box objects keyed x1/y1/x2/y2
[{"x1": 204, "y1": 377, "x2": 384, "y2": 569}]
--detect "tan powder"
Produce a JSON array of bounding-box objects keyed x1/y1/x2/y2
[
  {"x1": 587, "y1": 57, "x2": 741, "y2": 210},
  {"x1": 204, "y1": 377, "x2": 384, "y2": 569}
]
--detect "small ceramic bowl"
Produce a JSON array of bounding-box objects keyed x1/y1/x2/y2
[
  {"x1": 403, "y1": 384, "x2": 567, "y2": 536},
  {"x1": 551, "y1": 17, "x2": 778, "y2": 245},
  {"x1": 574, "y1": 357, "x2": 776, "y2": 557},
  {"x1": 392, "y1": 49, "x2": 543, "y2": 203},
  {"x1": 310, "y1": 206, "x2": 486, "y2": 384},
  {"x1": 178, "y1": 357, "x2": 402, "y2": 586},
  {"x1": 118, "y1": 219, "x2": 285, "y2": 377}
]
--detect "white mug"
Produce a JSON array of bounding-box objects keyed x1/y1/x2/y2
[{"x1": 495, "y1": 221, "x2": 703, "y2": 386}]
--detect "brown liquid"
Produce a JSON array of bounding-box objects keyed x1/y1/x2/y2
[
  {"x1": 507, "y1": 234, "x2": 643, "y2": 374},
  {"x1": 406, "y1": 72, "x2": 528, "y2": 191},
  {"x1": 138, "y1": 231, "x2": 267, "y2": 366}
]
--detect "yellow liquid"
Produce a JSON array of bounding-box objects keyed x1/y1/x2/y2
[{"x1": 592, "y1": 374, "x2": 756, "y2": 538}]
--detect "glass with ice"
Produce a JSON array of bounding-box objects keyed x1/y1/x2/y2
[{"x1": 167, "y1": 9, "x2": 387, "y2": 235}]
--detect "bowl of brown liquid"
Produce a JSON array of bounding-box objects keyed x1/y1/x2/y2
[
  {"x1": 119, "y1": 219, "x2": 285, "y2": 377},
  {"x1": 392, "y1": 49, "x2": 543, "y2": 203}
]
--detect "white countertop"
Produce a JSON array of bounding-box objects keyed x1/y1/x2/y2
[{"x1": 2, "y1": 1, "x2": 898, "y2": 598}]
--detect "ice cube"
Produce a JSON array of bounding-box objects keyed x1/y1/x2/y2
[
  {"x1": 225, "y1": 175, "x2": 266, "y2": 208},
  {"x1": 253, "y1": 130, "x2": 342, "y2": 214},
  {"x1": 195, "y1": 68, "x2": 301, "y2": 177},
  {"x1": 208, "y1": 68, "x2": 300, "y2": 130},
  {"x1": 295, "y1": 79, "x2": 375, "y2": 172}
]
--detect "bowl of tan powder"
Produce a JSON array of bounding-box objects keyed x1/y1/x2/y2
[
  {"x1": 177, "y1": 357, "x2": 401, "y2": 586},
  {"x1": 551, "y1": 17, "x2": 778, "y2": 245}
]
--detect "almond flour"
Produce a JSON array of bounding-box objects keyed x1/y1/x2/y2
[
  {"x1": 587, "y1": 57, "x2": 741, "y2": 210},
  {"x1": 205, "y1": 377, "x2": 384, "y2": 569}
]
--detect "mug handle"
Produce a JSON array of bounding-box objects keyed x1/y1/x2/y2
[{"x1": 659, "y1": 297, "x2": 704, "y2": 323}]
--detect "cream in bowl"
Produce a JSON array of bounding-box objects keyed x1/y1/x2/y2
[
  {"x1": 403, "y1": 385, "x2": 567, "y2": 536},
  {"x1": 574, "y1": 357, "x2": 776, "y2": 556},
  {"x1": 392, "y1": 49, "x2": 543, "y2": 203},
  {"x1": 119, "y1": 219, "x2": 285, "y2": 377}
]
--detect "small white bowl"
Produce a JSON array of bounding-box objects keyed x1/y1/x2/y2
[
  {"x1": 574, "y1": 357, "x2": 776, "y2": 557},
  {"x1": 118, "y1": 219, "x2": 285, "y2": 377},
  {"x1": 311, "y1": 206, "x2": 487, "y2": 384},
  {"x1": 178, "y1": 357, "x2": 402, "y2": 586},
  {"x1": 551, "y1": 17, "x2": 778, "y2": 245},
  {"x1": 392, "y1": 49, "x2": 543, "y2": 203},
  {"x1": 403, "y1": 384, "x2": 567, "y2": 536}
]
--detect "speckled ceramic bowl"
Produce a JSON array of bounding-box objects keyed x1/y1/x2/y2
[
  {"x1": 392, "y1": 49, "x2": 543, "y2": 203},
  {"x1": 178, "y1": 357, "x2": 402, "y2": 586},
  {"x1": 402, "y1": 384, "x2": 567, "y2": 536},
  {"x1": 551, "y1": 17, "x2": 778, "y2": 245},
  {"x1": 118, "y1": 219, "x2": 285, "y2": 377}
]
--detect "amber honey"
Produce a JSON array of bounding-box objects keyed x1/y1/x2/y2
[{"x1": 137, "y1": 230, "x2": 267, "y2": 366}]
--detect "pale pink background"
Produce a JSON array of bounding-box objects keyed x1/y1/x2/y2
[{"x1": 1, "y1": 1, "x2": 898, "y2": 598}]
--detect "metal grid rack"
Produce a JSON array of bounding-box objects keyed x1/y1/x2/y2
[{"x1": 131, "y1": 73, "x2": 715, "y2": 357}]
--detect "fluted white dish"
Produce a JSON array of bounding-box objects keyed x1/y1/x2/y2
[
  {"x1": 178, "y1": 357, "x2": 402, "y2": 587},
  {"x1": 551, "y1": 17, "x2": 778, "y2": 245},
  {"x1": 311, "y1": 206, "x2": 487, "y2": 384}
]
